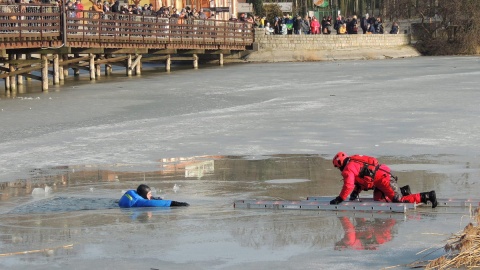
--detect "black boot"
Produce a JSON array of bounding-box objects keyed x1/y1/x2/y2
[
  {"x1": 400, "y1": 185, "x2": 411, "y2": 196},
  {"x1": 420, "y1": 191, "x2": 438, "y2": 208}
]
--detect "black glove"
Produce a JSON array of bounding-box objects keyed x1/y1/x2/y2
[
  {"x1": 152, "y1": 196, "x2": 163, "y2": 200},
  {"x1": 349, "y1": 191, "x2": 359, "y2": 201},
  {"x1": 171, "y1": 201, "x2": 190, "y2": 207},
  {"x1": 330, "y1": 196, "x2": 343, "y2": 205}
]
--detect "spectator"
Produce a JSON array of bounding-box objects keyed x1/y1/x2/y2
[
  {"x1": 274, "y1": 16, "x2": 281, "y2": 34},
  {"x1": 198, "y1": 8, "x2": 207, "y2": 19},
  {"x1": 310, "y1": 16, "x2": 320, "y2": 34},
  {"x1": 347, "y1": 15, "x2": 358, "y2": 34},
  {"x1": 360, "y1": 13, "x2": 368, "y2": 34},
  {"x1": 375, "y1": 17, "x2": 384, "y2": 34},
  {"x1": 334, "y1": 15, "x2": 344, "y2": 34},
  {"x1": 322, "y1": 15, "x2": 332, "y2": 34},
  {"x1": 75, "y1": 0, "x2": 84, "y2": 18},
  {"x1": 293, "y1": 15, "x2": 302, "y2": 35},
  {"x1": 339, "y1": 23, "x2": 347, "y2": 34},
  {"x1": 390, "y1": 22, "x2": 400, "y2": 34},
  {"x1": 284, "y1": 14, "x2": 293, "y2": 34},
  {"x1": 111, "y1": 0, "x2": 120, "y2": 12},
  {"x1": 66, "y1": 1, "x2": 76, "y2": 18},
  {"x1": 264, "y1": 22, "x2": 274, "y2": 35},
  {"x1": 259, "y1": 16, "x2": 266, "y2": 28},
  {"x1": 281, "y1": 22, "x2": 287, "y2": 35},
  {"x1": 102, "y1": 1, "x2": 110, "y2": 13},
  {"x1": 302, "y1": 15, "x2": 310, "y2": 35}
]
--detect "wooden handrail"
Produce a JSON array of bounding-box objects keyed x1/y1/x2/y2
[{"x1": 0, "y1": 4, "x2": 254, "y2": 49}]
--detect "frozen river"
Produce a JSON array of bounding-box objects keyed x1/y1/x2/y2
[{"x1": 0, "y1": 56, "x2": 479, "y2": 269}]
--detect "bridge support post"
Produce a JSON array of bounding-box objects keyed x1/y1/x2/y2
[
  {"x1": 193, "y1": 54, "x2": 198, "y2": 69},
  {"x1": 89, "y1": 54, "x2": 95, "y2": 80},
  {"x1": 135, "y1": 54, "x2": 142, "y2": 75},
  {"x1": 165, "y1": 55, "x2": 171, "y2": 72},
  {"x1": 53, "y1": 54, "x2": 60, "y2": 85},
  {"x1": 42, "y1": 55, "x2": 49, "y2": 92},
  {"x1": 219, "y1": 53, "x2": 223, "y2": 66},
  {"x1": 4, "y1": 74, "x2": 10, "y2": 93},
  {"x1": 17, "y1": 54, "x2": 24, "y2": 85},
  {"x1": 62, "y1": 54, "x2": 69, "y2": 79},
  {"x1": 126, "y1": 54, "x2": 132, "y2": 76},
  {"x1": 105, "y1": 54, "x2": 112, "y2": 76},
  {"x1": 9, "y1": 54, "x2": 16, "y2": 93},
  {"x1": 59, "y1": 54, "x2": 65, "y2": 81},
  {"x1": 95, "y1": 55, "x2": 101, "y2": 78},
  {"x1": 26, "y1": 54, "x2": 32, "y2": 81},
  {"x1": 73, "y1": 54, "x2": 80, "y2": 76}
]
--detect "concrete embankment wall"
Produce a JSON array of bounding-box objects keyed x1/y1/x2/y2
[{"x1": 243, "y1": 31, "x2": 421, "y2": 62}]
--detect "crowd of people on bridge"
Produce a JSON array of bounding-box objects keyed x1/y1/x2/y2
[
  {"x1": 261, "y1": 13, "x2": 400, "y2": 36},
  {"x1": 62, "y1": 0, "x2": 222, "y2": 20}
]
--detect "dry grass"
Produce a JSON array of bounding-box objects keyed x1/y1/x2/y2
[{"x1": 425, "y1": 208, "x2": 480, "y2": 270}]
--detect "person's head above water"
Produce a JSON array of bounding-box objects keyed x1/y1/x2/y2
[{"x1": 137, "y1": 184, "x2": 152, "y2": 200}]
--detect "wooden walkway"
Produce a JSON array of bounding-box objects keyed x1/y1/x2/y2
[{"x1": 0, "y1": 4, "x2": 255, "y2": 93}]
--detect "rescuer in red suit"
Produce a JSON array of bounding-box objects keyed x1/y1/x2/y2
[
  {"x1": 335, "y1": 216, "x2": 396, "y2": 250},
  {"x1": 330, "y1": 152, "x2": 438, "y2": 208}
]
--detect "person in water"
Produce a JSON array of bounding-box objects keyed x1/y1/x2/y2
[{"x1": 118, "y1": 184, "x2": 189, "y2": 208}]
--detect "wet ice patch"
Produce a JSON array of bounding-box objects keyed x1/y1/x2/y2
[
  {"x1": 264, "y1": 179, "x2": 310, "y2": 184},
  {"x1": 8, "y1": 196, "x2": 118, "y2": 214}
]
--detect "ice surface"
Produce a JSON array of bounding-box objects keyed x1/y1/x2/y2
[{"x1": 1, "y1": 56, "x2": 479, "y2": 270}]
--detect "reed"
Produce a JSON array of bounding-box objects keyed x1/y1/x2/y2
[{"x1": 426, "y1": 208, "x2": 480, "y2": 269}]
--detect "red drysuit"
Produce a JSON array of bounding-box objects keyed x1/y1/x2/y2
[{"x1": 338, "y1": 155, "x2": 421, "y2": 203}]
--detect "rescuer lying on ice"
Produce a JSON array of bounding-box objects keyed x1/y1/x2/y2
[
  {"x1": 329, "y1": 152, "x2": 438, "y2": 208},
  {"x1": 118, "y1": 184, "x2": 189, "y2": 208}
]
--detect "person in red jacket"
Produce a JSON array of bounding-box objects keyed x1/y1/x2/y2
[
  {"x1": 335, "y1": 216, "x2": 396, "y2": 250},
  {"x1": 330, "y1": 152, "x2": 438, "y2": 208},
  {"x1": 310, "y1": 17, "x2": 320, "y2": 34}
]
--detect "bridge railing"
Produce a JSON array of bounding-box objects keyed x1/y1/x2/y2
[
  {"x1": 0, "y1": 4, "x2": 60, "y2": 38},
  {"x1": 67, "y1": 11, "x2": 254, "y2": 46},
  {"x1": 0, "y1": 4, "x2": 254, "y2": 48}
]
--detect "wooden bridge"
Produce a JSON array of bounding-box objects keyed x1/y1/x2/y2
[{"x1": 0, "y1": 4, "x2": 255, "y2": 93}]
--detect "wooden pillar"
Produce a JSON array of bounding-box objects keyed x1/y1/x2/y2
[
  {"x1": 59, "y1": 54, "x2": 65, "y2": 81},
  {"x1": 63, "y1": 54, "x2": 69, "y2": 78},
  {"x1": 17, "y1": 54, "x2": 24, "y2": 85},
  {"x1": 135, "y1": 54, "x2": 142, "y2": 75},
  {"x1": 165, "y1": 55, "x2": 171, "y2": 72},
  {"x1": 4, "y1": 68, "x2": 10, "y2": 93},
  {"x1": 105, "y1": 54, "x2": 112, "y2": 76},
  {"x1": 89, "y1": 53, "x2": 95, "y2": 80},
  {"x1": 42, "y1": 54, "x2": 49, "y2": 92},
  {"x1": 193, "y1": 54, "x2": 198, "y2": 69},
  {"x1": 219, "y1": 53, "x2": 223, "y2": 66},
  {"x1": 126, "y1": 54, "x2": 132, "y2": 76},
  {"x1": 53, "y1": 54, "x2": 60, "y2": 85},
  {"x1": 73, "y1": 54, "x2": 80, "y2": 76},
  {"x1": 26, "y1": 54, "x2": 32, "y2": 81},
  {"x1": 9, "y1": 54, "x2": 16, "y2": 93}
]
